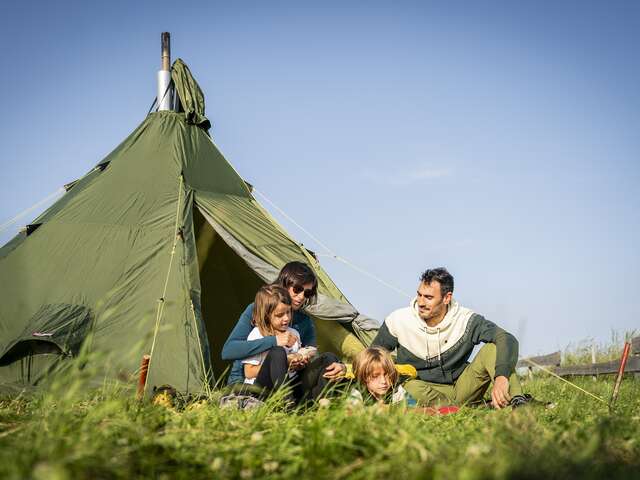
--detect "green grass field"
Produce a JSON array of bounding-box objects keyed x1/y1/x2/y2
[{"x1": 1, "y1": 372, "x2": 638, "y2": 480}]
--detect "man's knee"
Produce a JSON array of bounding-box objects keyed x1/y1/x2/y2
[
  {"x1": 472, "y1": 344, "x2": 497, "y2": 369},
  {"x1": 404, "y1": 379, "x2": 450, "y2": 406},
  {"x1": 466, "y1": 343, "x2": 497, "y2": 379},
  {"x1": 403, "y1": 379, "x2": 425, "y2": 397},
  {"x1": 477, "y1": 343, "x2": 496, "y2": 358}
]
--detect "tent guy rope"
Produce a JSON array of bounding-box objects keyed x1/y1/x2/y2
[
  {"x1": 253, "y1": 188, "x2": 412, "y2": 299},
  {"x1": 0, "y1": 187, "x2": 65, "y2": 235},
  {"x1": 521, "y1": 357, "x2": 608, "y2": 405}
]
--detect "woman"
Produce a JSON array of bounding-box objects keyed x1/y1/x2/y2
[{"x1": 222, "y1": 261, "x2": 345, "y2": 387}]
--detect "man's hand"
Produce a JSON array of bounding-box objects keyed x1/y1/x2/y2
[
  {"x1": 276, "y1": 331, "x2": 297, "y2": 348},
  {"x1": 491, "y1": 375, "x2": 511, "y2": 409},
  {"x1": 323, "y1": 362, "x2": 346, "y2": 380}
]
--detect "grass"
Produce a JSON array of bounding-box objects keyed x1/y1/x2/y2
[{"x1": 1, "y1": 372, "x2": 639, "y2": 479}]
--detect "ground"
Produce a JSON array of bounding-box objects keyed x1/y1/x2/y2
[{"x1": 0, "y1": 373, "x2": 638, "y2": 479}]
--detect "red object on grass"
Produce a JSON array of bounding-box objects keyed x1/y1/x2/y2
[
  {"x1": 438, "y1": 406, "x2": 459, "y2": 415},
  {"x1": 417, "y1": 405, "x2": 459, "y2": 415}
]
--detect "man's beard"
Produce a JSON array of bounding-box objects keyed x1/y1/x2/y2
[{"x1": 420, "y1": 305, "x2": 444, "y2": 322}]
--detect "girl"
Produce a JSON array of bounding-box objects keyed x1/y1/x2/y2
[
  {"x1": 350, "y1": 346, "x2": 413, "y2": 406},
  {"x1": 242, "y1": 285, "x2": 301, "y2": 391}
]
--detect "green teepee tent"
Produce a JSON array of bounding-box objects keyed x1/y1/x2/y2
[{"x1": 0, "y1": 59, "x2": 378, "y2": 394}]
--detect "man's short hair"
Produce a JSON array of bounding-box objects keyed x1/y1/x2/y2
[{"x1": 420, "y1": 268, "x2": 454, "y2": 296}]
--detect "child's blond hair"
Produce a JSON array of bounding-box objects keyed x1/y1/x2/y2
[
  {"x1": 252, "y1": 284, "x2": 292, "y2": 336},
  {"x1": 352, "y1": 346, "x2": 398, "y2": 386}
]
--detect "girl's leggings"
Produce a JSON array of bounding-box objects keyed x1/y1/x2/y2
[{"x1": 255, "y1": 347, "x2": 340, "y2": 403}]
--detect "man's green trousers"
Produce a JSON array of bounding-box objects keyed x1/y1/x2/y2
[{"x1": 403, "y1": 343, "x2": 523, "y2": 406}]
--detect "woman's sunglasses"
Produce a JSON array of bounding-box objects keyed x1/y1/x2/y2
[{"x1": 291, "y1": 285, "x2": 315, "y2": 298}]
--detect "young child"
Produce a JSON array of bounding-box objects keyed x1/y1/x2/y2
[
  {"x1": 242, "y1": 285, "x2": 302, "y2": 391},
  {"x1": 350, "y1": 346, "x2": 413, "y2": 406}
]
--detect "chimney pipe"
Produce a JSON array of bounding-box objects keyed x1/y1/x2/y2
[{"x1": 157, "y1": 32, "x2": 172, "y2": 111}]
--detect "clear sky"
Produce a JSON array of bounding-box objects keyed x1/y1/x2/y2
[{"x1": 1, "y1": 1, "x2": 638, "y2": 356}]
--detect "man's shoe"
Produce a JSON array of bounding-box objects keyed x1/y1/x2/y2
[
  {"x1": 509, "y1": 394, "x2": 530, "y2": 409},
  {"x1": 510, "y1": 393, "x2": 556, "y2": 410}
]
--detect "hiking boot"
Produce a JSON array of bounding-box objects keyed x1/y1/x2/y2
[
  {"x1": 509, "y1": 394, "x2": 530, "y2": 409},
  {"x1": 510, "y1": 394, "x2": 556, "y2": 410}
]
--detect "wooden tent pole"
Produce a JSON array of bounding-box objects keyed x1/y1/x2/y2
[
  {"x1": 609, "y1": 341, "x2": 631, "y2": 410},
  {"x1": 137, "y1": 354, "x2": 151, "y2": 400}
]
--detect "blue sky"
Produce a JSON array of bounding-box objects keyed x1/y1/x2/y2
[{"x1": 1, "y1": 1, "x2": 638, "y2": 356}]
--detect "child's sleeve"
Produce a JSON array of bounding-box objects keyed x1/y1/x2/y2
[
  {"x1": 292, "y1": 329, "x2": 301, "y2": 349},
  {"x1": 241, "y1": 329, "x2": 264, "y2": 365},
  {"x1": 349, "y1": 387, "x2": 364, "y2": 404},
  {"x1": 241, "y1": 354, "x2": 262, "y2": 366}
]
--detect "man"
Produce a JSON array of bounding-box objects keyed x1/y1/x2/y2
[{"x1": 372, "y1": 267, "x2": 527, "y2": 408}]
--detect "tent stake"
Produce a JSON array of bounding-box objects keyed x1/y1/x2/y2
[{"x1": 609, "y1": 341, "x2": 631, "y2": 410}]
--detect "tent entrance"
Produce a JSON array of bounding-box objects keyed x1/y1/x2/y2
[{"x1": 193, "y1": 208, "x2": 264, "y2": 380}]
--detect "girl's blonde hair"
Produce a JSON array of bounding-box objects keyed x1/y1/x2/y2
[
  {"x1": 352, "y1": 346, "x2": 398, "y2": 386},
  {"x1": 252, "y1": 284, "x2": 292, "y2": 336}
]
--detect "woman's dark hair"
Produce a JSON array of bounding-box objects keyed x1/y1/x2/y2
[
  {"x1": 275, "y1": 261, "x2": 318, "y2": 300},
  {"x1": 420, "y1": 267, "x2": 454, "y2": 297}
]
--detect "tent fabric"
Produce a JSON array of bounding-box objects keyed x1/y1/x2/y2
[
  {"x1": 0, "y1": 60, "x2": 377, "y2": 394},
  {"x1": 171, "y1": 58, "x2": 211, "y2": 131},
  {"x1": 0, "y1": 164, "x2": 107, "y2": 260}
]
